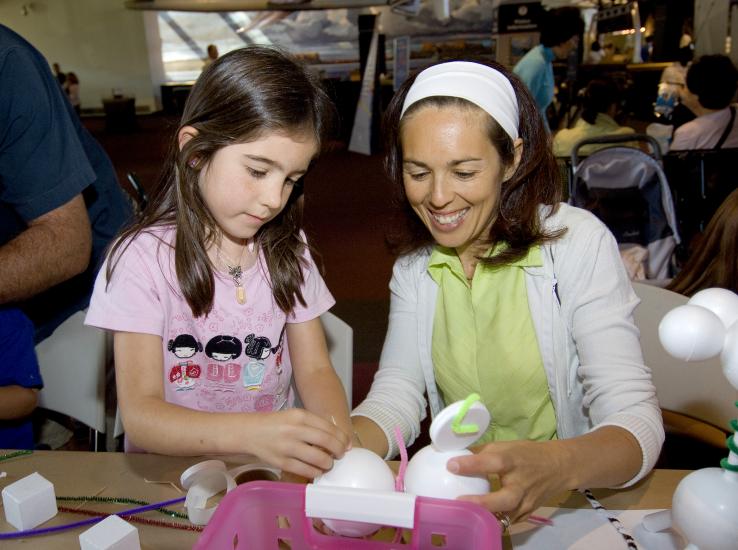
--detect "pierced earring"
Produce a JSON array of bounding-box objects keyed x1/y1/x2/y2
[{"x1": 188, "y1": 158, "x2": 198, "y2": 169}]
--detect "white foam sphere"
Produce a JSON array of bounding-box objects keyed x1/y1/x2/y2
[
  {"x1": 658, "y1": 305, "x2": 725, "y2": 361},
  {"x1": 688, "y1": 288, "x2": 738, "y2": 330},
  {"x1": 720, "y1": 321, "x2": 738, "y2": 389},
  {"x1": 404, "y1": 446, "x2": 490, "y2": 500},
  {"x1": 672, "y1": 468, "x2": 738, "y2": 549},
  {"x1": 312, "y1": 448, "x2": 396, "y2": 537}
]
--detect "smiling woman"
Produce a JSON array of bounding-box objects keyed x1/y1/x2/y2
[{"x1": 351, "y1": 59, "x2": 664, "y2": 527}]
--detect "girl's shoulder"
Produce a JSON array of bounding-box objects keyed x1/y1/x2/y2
[{"x1": 110, "y1": 224, "x2": 176, "y2": 265}]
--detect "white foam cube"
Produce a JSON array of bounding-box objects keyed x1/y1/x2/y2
[
  {"x1": 79, "y1": 515, "x2": 141, "y2": 550},
  {"x1": 1, "y1": 471, "x2": 57, "y2": 530}
]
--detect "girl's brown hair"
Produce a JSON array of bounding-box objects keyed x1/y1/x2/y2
[
  {"x1": 383, "y1": 59, "x2": 564, "y2": 266},
  {"x1": 667, "y1": 188, "x2": 738, "y2": 296},
  {"x1": 106, "y1": 46, "x2": 335, "y2": 317}
]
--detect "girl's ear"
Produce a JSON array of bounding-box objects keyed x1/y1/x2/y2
[
  {"x1": 178, "y1": 126, "x2": 198, "y2": 151},
  {"x1": 503, "y1": 138, "x2": 524, "y2": 181}
]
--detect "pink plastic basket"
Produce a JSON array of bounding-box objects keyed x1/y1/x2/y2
[{"x1": 195, "y1": 480, "x2": 502, "y2": 549}]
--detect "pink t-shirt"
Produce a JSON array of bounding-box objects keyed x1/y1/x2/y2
[{"x1": 86, "y1": 226, "x2": 335, "y2": 419}]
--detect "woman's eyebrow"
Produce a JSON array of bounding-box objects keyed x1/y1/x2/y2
[{"x1": 403, "y1": 157, "x2": 483, "y2": 167}]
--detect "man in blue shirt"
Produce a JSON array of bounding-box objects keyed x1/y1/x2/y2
[
  {"x1": 0, "y1": 24, "x2": 132, "y2": 343},
  {"x1": 513, "y1": 7, "x2": 583, "y2": 131}
]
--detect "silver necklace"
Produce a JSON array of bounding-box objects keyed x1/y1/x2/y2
[{"x1": 215, "y1": 242, "x2": 247, "y2": 305}]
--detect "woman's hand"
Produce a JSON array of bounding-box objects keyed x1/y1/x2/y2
[
  {"x1": 447, "y1": 427, "x2": 642, "y2": 524},
  {"x1": 245, "y1": 408, "x2": 351, "y2": 480},
  {"x1": 447, "y1": 439, "x2": 573, "y2": 523}
]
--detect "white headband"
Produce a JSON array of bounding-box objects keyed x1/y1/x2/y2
[{"x1": 400, "y1": 61, "x2": 520, "y2": 141}]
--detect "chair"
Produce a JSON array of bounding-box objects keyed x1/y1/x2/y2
[
  {"x1": 320, "y1": 311, "x2": 354, "y2": 408},
  {"x1": 35, "y1": 309, "x2": 108, "y2": 450},
  {"x1": 113, "y1": 311, "x2": 354, "y2": 439},
  {"x1": 631, "y1": 281, "x2": 737, "y2": 462},
  {"x1": 663, "y1": 147, "x2": 738, "y2": 255}
]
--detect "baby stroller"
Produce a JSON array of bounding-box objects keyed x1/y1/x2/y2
[{"x1": 569, "y1": 133, "x2": 681, "y2": 280}]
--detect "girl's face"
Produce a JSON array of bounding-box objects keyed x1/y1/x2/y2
[
  {"x1": 400, "y1": 105, "x2": 520, "y2": 262},
  {"x1": 193, "y1": 130, "x2": 318, "y2": 247}
]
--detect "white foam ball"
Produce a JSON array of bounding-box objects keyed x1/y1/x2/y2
[
  {"x1": 720, "y1": 321, "x2": 738, "y2": 389},
  {"x1": 404, "y1": 446, "x2": 489, "y2": 500},
  {"x1": 658, "y1": 305, "x2": 725, "y2": 361},
  {"x1": 312, "y1": 448, "x2": 396, "y2": 537},
  {"x1": 688, "y1": 288, "x2": 738, "y2": 329}
]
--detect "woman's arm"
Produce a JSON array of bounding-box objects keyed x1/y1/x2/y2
[
  {"x1": 114, "y1": 331, "x2": 348, "y2": 479},
  {"x1": 288, "y1": 317, "x2": 352, "y2": 439}
]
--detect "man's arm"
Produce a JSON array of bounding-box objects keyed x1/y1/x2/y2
[{"x1": 0, "y1": 194, "x2": 92, "y2": 304}]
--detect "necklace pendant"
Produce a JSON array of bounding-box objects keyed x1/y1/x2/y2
[{"x1": 236, "y1": 285, "x2": 246, "y2": 305}]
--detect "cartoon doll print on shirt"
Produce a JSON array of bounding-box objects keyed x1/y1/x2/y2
[
  {"x1": 167, "y1": 334, "x2": 203, "y2": 391},
  {"x1": 243, "y1": 325, "x2": 286, "y2": 393},
  {"x1": 204, "y1": 335, "x2": 243, "y2": 392}
]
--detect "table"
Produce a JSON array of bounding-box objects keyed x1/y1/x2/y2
[{"x1": 0, "y1": 451, "x2": 690, "y2": 549}]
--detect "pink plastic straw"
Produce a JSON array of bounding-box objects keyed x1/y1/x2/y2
[
  {"x1": 393, "y1": 426, "x2": 408, "y2": 492},
  {"x1": 527, "y1": 515, "x2": 554, "y2": 526}
]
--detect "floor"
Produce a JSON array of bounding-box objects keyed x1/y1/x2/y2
[{"x1": 55, "y1": 114, "x2": 729, "y2": 468}]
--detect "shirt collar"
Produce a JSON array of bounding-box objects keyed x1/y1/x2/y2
[{"x1": 428, "y1": 244, "x2": 543, "y2": 281}]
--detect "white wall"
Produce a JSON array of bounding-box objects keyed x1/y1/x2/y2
[{"x1": 0, "y1": 0, "x2": 157, "y2": 111}]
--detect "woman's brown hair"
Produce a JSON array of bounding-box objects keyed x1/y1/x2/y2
[
  {"x1": 667, "y1": 188, "x2": 738, "y2": 296},
  {"x1": 106, "y1": 46, "x2": 335, "y2": 317},
  {"x1": 383, "y1": 59, "x2": 564, "y2": 266}
]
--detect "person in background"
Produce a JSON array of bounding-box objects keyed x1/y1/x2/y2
[
  {"x1": 655, "y1": 45, "x2": 695, "y2": 125},
  {"x1": 351, "y1": 59, "x2": 663, "y2": 526},
  {"x1": 0, "y1": 308, "x2": 42, "y2": 450},
  {"x1": 64, "y1": 71, "x2": 81, "y2": 116},
  {"x1": 640, "y1": 35, "x2": 654, "y2": 62},
  {"x1": 553, "y1": 78, "x2": 635, "y2": 157},
  {"x1": 85, "y1": 47, "x2": 351, "y2": 478},
  {"x1": 513, "y1": 6, "x2": 584, "y2": 130},
  {"x1": 671, "y1": 54, "x2": 738, "y2": 151},
  {"x1": 587, "y1": 41, "x2": 603, "y2": 64},
  {"x1": 203, "y1": 44, "x2": 219, "y2": 69},
  {"x1": 52, "y1": 61, "x2": 65, "y2": 87},
  {"x1": 667, "y1": 188, "x2": 738, "y2": 296},
  {"x1": 0, "y1": 24, "x2": 132, "y2": 344}
]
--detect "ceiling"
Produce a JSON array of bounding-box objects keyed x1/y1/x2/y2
[{"x1": 124, "y1": 0, "x2": 393, "y2": 11}]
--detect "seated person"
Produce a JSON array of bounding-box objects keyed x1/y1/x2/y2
[
  {"x1": 671, "y1": 54, "x2": 738, "y2": 150},
  {"x1": 352, "y1": 60, "x2": 663, "y2": 526},
  {"x1": 0, "y1": 308, "x2": 42, "y2": 450},
  {"x1": 553, "y1": 78, "x2": 635, "y2": 157},
  {"x1": 667, "y1": 188, "x2": 738, "y2": 296},
  {"x1": 0, "y1": 25, "x2": 132, "y2": 343}
]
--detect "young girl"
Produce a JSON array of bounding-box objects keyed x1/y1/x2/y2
[{"x1": 85, "y1": 47, "x2": 351, "y2": 479}]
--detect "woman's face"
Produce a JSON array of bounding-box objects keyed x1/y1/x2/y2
[{"x1": 400, "y1": 104, "x2": 518, "y2": 260}]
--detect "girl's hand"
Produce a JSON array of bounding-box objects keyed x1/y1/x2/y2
[
  {"x1": 447, "y1": 440, "x2": 572, "y2": 523},
  {"x1": 247, "y1": 408, "x2": 351, "y2": 479}
]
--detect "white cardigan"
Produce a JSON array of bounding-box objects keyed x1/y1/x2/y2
[{"x1": 352, "y1": 203, "x2": 664, "y2": 487}]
